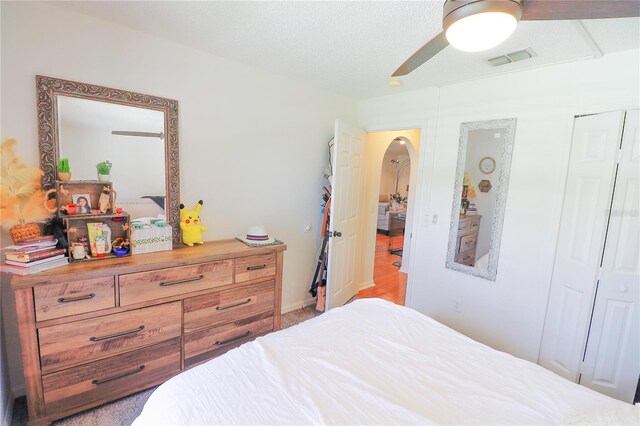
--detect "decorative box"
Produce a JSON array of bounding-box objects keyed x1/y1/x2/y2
[
  {"x1": 56, "y1": 180, "x2": 114, "y2": 216},
  {"x1": 131, "y1": 222, "x2": 173, "y2": 255},
  {"x1": 64, "y1": 213, "x2": 131, "y2": 262}
]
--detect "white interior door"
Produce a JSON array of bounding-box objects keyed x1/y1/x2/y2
[
  {"x1": 538, "y1": 111, "x2": 625, "y2": 381},
  {"x1": 580, "y1": 110, "x2": 640, "y2": 402},
  {"x1": 326, "y1": 120, "x2": 366, "y2": 309}
]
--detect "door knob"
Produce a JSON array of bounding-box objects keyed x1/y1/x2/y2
[
  {"x1": 619, "y1": 285, "x2": 629, "y2": 293},
  {"x1": 333, "y1": 231, "x2": 342, "y2": 237}
]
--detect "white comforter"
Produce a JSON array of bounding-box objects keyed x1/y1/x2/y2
[{"x1": 134, "y1": 299, "x2": 635, "y2": 425}]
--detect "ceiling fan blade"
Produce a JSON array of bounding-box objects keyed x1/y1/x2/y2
[
  {"x1": 521, "y1": 0, "x2": 640, "y2": 20},
  {"x1": 111, "y1": 131, "x2": 164, "y2": 139},
  {"x1": 392, "y1": 31, "x2": 449, "y2": 77}
]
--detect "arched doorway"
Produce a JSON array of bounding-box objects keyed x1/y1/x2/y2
[{"x1": 358, "y1": 132, "x2": 419, "y2": 305}]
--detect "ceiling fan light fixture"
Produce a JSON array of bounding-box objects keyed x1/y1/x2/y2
[
  {"x1": 443, "y1": 0, "x2": 522, "y2": 52},
  {"x1": 445, "y1": 12, "x2": 517, "y2": 52}
]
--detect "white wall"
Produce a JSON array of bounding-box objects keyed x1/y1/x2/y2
[
  {"x1": 358, "y1": 49, "x2": 640, "y2": 362},
  {"x1": 0, "y1": 2, "x2": 356, "y2": 396}
]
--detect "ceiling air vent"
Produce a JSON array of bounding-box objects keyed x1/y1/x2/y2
[
  {"x1": 487, "y1": 48, "x2": 536, "y2": 67},
  {"x1": 488, "y1": 56, "x2": 511, "y2": 66}
]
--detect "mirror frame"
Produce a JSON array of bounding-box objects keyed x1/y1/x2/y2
[
  {"x1": 445, "y1": 118, "x2": 517, "y2": 281},
  {"x1": 36, "y1": 75, "x2": 180, "y2": 244}
]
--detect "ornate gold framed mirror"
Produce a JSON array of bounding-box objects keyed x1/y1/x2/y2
[{"x1": 36, "y1": 75, "x2": 180, "y2": 244}]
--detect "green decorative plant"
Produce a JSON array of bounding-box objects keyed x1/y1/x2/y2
[
  {"x1": 96, "y1": 161, "x2": 112, "y2": 175},
  {"x1": 390, "y1": 192, "x2": 408, "y2": 205},
  {"x1": 57, "y1": 158, "x2": 70, "y2": 173}
]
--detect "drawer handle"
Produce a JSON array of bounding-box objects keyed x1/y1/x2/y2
[
  {"x1": 92, "y1": 365, "x2": 145, "y2": 385},
  {"x1": 159, "y1": 275, "x2": 205, "y2": 287},
  {"x1": 90, "y1": 325, "x2": 145, "y2": 342},
  {"x1": 216, "y1": 298, "x2": 252, "y2": 311},
  {"x1": 247, "y1": 264, "x2": 267, "y2": 271},
  {"x1": 215, "y1": 331, "x2": 251, "y2": 346},
  {"x1": 58, "y1": 293, "x2": 96, "y2": 303}
]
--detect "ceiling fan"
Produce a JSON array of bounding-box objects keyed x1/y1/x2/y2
[
  {"x1": 393, "y1": 0, "x2": 640, "y2": 76},
  {"x1": 111, "y1": 130, "x2": 165, "y2": 140}
]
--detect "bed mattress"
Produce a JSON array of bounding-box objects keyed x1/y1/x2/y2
[{"x1": 133, "y1": 299, "x2": 636, "y2": 425}]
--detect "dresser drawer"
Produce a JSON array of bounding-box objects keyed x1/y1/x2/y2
[
  {"x1": 455, "y1": 249, "x2": 476, "y2": 266},
  {"x1": 468, "y1": 217, "x2": 481, "y2": 233},
  {"x1": 457, "y1": 220, "x2": 470, "y2": 234},
  {"x1": 457, "y1": 233, "x2": 477, "y2": 253},
  {"x1": 34, "y1": 277, "x2": 115, "y2": 322},
  {"x1": 42, "y1": 338, "x2": 180, "y2": 413},
  {"x1": 184, "y1": 280, "x2": 275, "y2": 333},
  {"x1": 119, "y1": 260, "x2": 233, "y2": 306},
  {"x1": 39, "y1": 301, "x2": 181, "y2": 373},
  {"x1": 184, "y1": 312, "x2": 273, "y2": 368},
  {"x1": 235, "y1": 254, "x2": 276, "y2": 283}
]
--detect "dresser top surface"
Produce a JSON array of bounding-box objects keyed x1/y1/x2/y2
[
  {"x1": 4, "y1": 239, "x2": 286, "y2": 290},
  {"x1": 459, "y1": 214, "x2": 482, "y2": 222}
]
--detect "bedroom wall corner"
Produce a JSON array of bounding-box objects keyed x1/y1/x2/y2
[
  {"x1": 1, "y1": 1, "x2": 358, "y2": 395},
  {"x1": 358, "y1": 49, "x2": 640, "y2": 362}
]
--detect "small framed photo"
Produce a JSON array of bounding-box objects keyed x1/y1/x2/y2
[{"x1": 72, "y1": 194, "x2": 92, "y2": 214}]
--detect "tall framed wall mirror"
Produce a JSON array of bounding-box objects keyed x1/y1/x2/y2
[
  {"x1": 36, "y1": 75, "x2": 181, "y2": 243},
  {"x1": 446, "y1": 118, "x2": 517, "y2": 281}
]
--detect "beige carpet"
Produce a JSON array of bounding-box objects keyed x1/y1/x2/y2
[{"x1": 11, "y1": 305, "x2": 321, "y2": 426}]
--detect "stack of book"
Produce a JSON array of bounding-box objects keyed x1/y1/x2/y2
[
  {"x1": 466, "y1": 203, "x2": 478, "y2": 215},
  {"x1": 1, "y1": 236, "x2": 68, "y2": 276}
]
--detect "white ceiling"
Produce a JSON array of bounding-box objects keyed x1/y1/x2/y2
[{"x1": 55, "y1": 1, "x2": 640, "y2": 100}]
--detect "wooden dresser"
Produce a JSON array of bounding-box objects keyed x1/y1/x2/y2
[
  {"x1": 6, "y1": 240, "x2": 286, "y2": 425},
  {"x1": 455, "y1": 215, "x2": 481, "y2": 266}
]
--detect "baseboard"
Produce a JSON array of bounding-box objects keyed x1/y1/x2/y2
[
  {"x1": 2, "y1": 390, "x2": 14, "y2": 426},
  {"x1": 282, "y1": 297, "x2": 316, "y2": 314},
  {"x1": 359, "y1": 280, "x2": 375, "y2": 290}
]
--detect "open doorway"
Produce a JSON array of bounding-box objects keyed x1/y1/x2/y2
[{"x1": 357, "y1": 131, "x2": 420, "y2": 306}]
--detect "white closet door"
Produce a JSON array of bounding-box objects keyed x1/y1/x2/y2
[
  {"x1": 326, "y1": 120, "x2": 366, "y2": 309},
  {"x1": 580, "y1": 111, "x2": 640, "y2": 402},
  {"x1": 538, "y1": 112, "x2": 625, "y2": 381}
]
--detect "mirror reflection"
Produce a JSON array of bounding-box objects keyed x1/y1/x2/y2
[
  {"x1": 57, "y1": 96, "x2": 167, "y2": 219},
  {"x1": 446, "y1": 118, "x2": 517, "y2": 280}
]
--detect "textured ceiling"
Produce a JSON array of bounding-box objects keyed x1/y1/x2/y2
[{"x1": 55, "y1": 1, "x2": 640, "y2": 100}]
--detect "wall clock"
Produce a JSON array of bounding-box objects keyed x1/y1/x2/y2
[{"x1": 479, "y1": 156, "x2": 496, "y2": 174}]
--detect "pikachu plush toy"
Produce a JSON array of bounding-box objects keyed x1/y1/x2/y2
[{"x1": 180, "y1": 200, "x2": 208, "y2": 246}]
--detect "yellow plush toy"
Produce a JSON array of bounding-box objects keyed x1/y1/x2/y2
[{"x1": 180, "y1": 200, "x2": 208, "y2": 246}]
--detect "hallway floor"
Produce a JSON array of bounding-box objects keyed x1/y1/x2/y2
[{"x1": 357, "y1": 233, "x2": 407, "y2": 305}]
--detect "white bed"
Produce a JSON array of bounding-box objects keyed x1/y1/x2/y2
[{"x1": 134, "y1": 299, "x2": 637, "y2": 425}]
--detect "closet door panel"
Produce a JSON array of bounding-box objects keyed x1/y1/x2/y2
[
  {"x1": 580, "y1": 110, "x2": 640, "y2": 402},
  {"x1": 538, "y1": 111, "x2": 624, "y2": 381}
]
